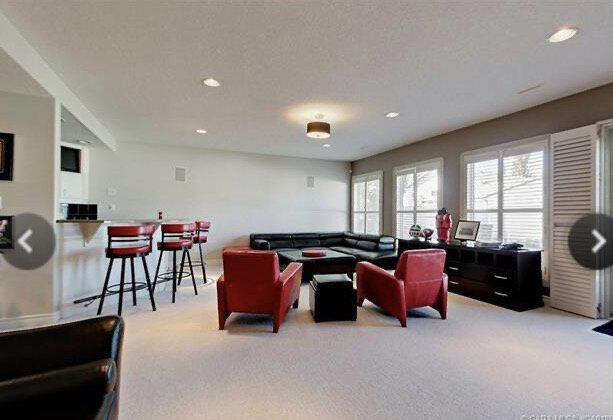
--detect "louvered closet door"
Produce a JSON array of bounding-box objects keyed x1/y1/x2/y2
[{"x1": 550, "y1": 125, "x2": 599, "y2": 318}]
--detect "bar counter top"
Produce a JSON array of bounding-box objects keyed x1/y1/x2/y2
[{"x1": 56, "y1": 219, "x2": 191, "y2": 224}]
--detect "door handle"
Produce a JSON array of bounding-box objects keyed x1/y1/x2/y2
[
  {"x1": 448, "y1": 266, "x2": 460, "y2": 271},
  {"x1": 494, "y1": 291, "x2": 508, "y2": 297},
  {"x1": 494, "y1": 275, "x2": 508, "y2": 280},
  {"x1": 449, "y1": 280, "x2": 460, "y2": 285}
]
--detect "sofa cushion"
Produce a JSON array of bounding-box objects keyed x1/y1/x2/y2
[
  {"x1": 331, "y1": 246, "x2": 397, "y2": 263},
  {"x1": 343, "y1": 232, "x2": 395, "y2": 251},
  {"x1": 251, "y1": 239, "x2": 271, "y2": 250},
  {"x1": 356, "y1": 240, "x2": 378, "y2": 251},
  {"x1": 319, "y1": 232, "x2": 344, "y2": 247},
  {"x1": 250, "y1": 234, "x2": 293, "y2": 250},
  {"x1": 342, "y1": 232, "x2": 360, "y2": 248},
  {"x1": 291, "y1": 233, "x2": 321, "y2": 248}
]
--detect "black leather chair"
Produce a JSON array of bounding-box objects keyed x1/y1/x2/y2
[{"x1": 0, "y1": 316, "x2": 124, "y2": 419}]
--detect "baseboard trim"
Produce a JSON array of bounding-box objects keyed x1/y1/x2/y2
[{"x1": 0, "y1": 312, "x2": 60, "y2": 332}]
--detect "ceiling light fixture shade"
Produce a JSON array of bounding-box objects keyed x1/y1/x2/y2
[
  {"x1": 202, "y1": 77, "x2": 221, "y2": 87},
  {"x1": 548, "y1": 27, "x2": 578, "y2": 43},
  {"x1": 306, "y1": 121, "x2": 331, "y2": 139}
]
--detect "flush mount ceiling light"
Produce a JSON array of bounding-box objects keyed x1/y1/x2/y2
[
  {"x1": 306, "y1": 121, "x2": 331, "y2": 139},
  {"x1": 385, "y1": 112, "x2": 400, "y2": 118},
  {"x1": 548, "y1": 27, "x2": 578, "y2": 43},
  {"x1": 195, "y1": 129, "x2": 207, "y2": 134},
  {"x1": 322, "y1": 143, "x2": 331, "y2": 148},
  {"x1": 202, "y1": 77, "x2": 221, "y2": 87}
]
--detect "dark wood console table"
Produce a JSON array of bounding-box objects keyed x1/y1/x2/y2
[{"x1": 398, "y1": 239, "x2": 543, "y2": 311}]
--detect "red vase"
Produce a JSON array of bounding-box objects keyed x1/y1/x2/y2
[{"x1": 436, "y1": 214, "x2": 453, "y2": 242}]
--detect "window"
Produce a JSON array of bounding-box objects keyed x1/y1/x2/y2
[
  {"x1": 352, "y1": 171, "x2": 382, "y2": 235},
  {"x1": 462, "y1": 138, "x2": 547, "y2": 249},
  {"x1": 393, "y1": 158, "x2": 443, "y2": 239}
]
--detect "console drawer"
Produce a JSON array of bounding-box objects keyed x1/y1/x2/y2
[
  {"x1": 491, "y1": 288, "x2": 515, "y2": 308},
  {"x1": 445, "y1": 262, "x2": 495, "y2": 283},
  {"x1": 447, "y1": 275, "x2": 492, "y2": 296},
  {"x1": 492, "y1": 269, "x2": 515, "y2": 289}
]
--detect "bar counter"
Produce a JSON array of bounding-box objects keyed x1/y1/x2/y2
[{"x1": 56, "y1": 218, "x2": 190, "y2": 317}]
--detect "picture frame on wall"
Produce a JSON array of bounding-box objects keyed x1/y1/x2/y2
[
  {"x1": 0, "y1": 215, "x2": 14, "y2": 250},
  {"x1": 0, "y1": 132, "x2": 15, "y2": 181},
  {"x1": 454, "y1": 220, "x2": 481, "y2": 242}
]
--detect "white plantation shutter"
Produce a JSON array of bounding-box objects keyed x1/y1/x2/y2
[
  {"x1": 550, "y1": 125, "x2": 600, "y2": 318},
  {"x1": 393, "y1": 159, "x2": 442, "y2": 239},
  {"x1": 352, "y1": 171, "x2": 382, "y2": 235}
]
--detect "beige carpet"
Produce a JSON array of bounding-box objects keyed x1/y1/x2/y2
[{"x1": 88, "y1": 265, "x2": 612, "y2": 419}]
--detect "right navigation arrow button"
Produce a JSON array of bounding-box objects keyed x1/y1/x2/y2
[
  {"x1": 568, "y1": 214, "x2": 613, "y2": 270},
  {"x1": 592, "y1": 229, "x2": 607, "y2": 254}
]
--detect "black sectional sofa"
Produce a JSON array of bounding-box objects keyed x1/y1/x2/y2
[{"x1": 250, "y1": 232, "x2": 397, "y2": 279}]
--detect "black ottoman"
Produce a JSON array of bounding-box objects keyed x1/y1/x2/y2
[{"x1": 309, "y1": 274, "x2": 357, "y2": 322}]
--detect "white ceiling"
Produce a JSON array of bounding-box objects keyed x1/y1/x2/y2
[{"x1": 1, "y1": 1, "x2": 612, "y2": 161}]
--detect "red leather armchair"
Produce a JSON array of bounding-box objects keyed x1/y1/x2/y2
[
  {"x1": 356, "y1": 249, "x2": 447, "y2": 327},
  {"x1": 217, "y1": 249, "x2": 303, "y2": 333}
]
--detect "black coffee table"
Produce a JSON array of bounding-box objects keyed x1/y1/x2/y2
[{"x1": 276, "y1": 249, "x2": 356, "y2": 281}]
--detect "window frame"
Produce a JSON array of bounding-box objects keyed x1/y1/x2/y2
[
  {"x1": 460, "y1": 135, "x2": 549, "y2": 249},
  {"x1": 392, "y1": 157, "x2": 444, "y2": 239},
  {"x1": 351, "y1": 170, "x2": 383, "y2": 235}
]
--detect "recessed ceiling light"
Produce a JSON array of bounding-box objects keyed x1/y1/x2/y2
[
  {"x1": 195, "y1": 129, "x2": 207, "y2": 134},
  {"x1": 322, "y1": 143, "x2": 331, "y2": 148},
  {"x1": 75, "y1": 139, "x2": 92, "y2": 145},
  {"x1": 202, "y1": 77, "x2": 221, "y2": 87},
  {"x1": 385, "y1": 112, "x2": 399, "y2": 118},
  {"x1": 548, "y1": 27, "x2": 578, "y2": 43}
]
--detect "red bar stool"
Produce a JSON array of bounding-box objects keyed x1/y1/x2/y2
[
  {"x1": 153, "y1": 223, "x2": 198, "y2": 303},
  {"x1": 97, "y1": 225, "x2": 157, "y2": 316},
  {"x1": 191, "y1": 220, "x2": 210, "y2": 284}
]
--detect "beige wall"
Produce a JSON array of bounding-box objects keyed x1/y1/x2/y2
[
  {"x1": 0, "y1": 90, "x2": 57, "y2": 328},
  {"x1": 352, "y1": 82, "x2": 613, "y2": 235},
  {"x1": 88, "y1": 142, "x2": 350, "y2": 260}
]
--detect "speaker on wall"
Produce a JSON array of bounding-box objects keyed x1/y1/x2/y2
[
  {"x1": 175, "y1": 167, "x2": 187, "y2": 182},
  {"x1": 307, "y1": 176, "x2": 315, "y2": 188}
]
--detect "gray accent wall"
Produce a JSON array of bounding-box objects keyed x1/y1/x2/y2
[{"x1": 351, "y1": 82, "x2": 613, "y2": 236}]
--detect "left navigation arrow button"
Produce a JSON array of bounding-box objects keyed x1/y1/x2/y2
[
  {"x1": 3, "y1": 213, "x2": 55, "y2": 270},
  {"x1": 18, "y1": 229, "x2": 33, "y2": 254}
]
